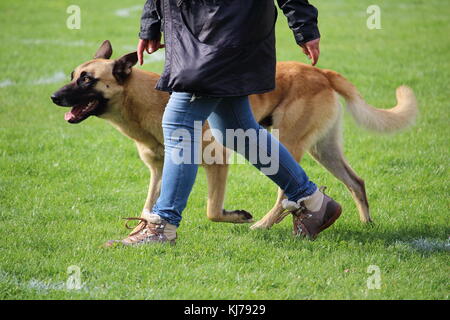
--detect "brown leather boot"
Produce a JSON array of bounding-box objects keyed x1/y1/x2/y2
[
  {"x1": 104, "y1": 212, "x2": 177, "y2": 247},
  {"x1": 283, "y1": 187, "x2": 342, "y2": 240}
]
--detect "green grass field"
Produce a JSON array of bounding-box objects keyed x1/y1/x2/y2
[{"x1": 0, "y1": 0, "x2": 448, "y2": 300}]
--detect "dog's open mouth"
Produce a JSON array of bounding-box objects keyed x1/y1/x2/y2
[{"x1": 64, "y1": 100, "x2": 99, "y2": 123}]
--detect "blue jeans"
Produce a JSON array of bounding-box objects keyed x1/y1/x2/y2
[{"x1": 152, "y1": 92, "x2": 317, "y2": 227}]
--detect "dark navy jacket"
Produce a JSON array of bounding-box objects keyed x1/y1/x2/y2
[{"x1": 139, "y1": 0, "x2": 320, "y2": 97}]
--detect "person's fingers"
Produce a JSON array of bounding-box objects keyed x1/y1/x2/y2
[
  {"x1": 311, "y1": 40, "x2": 320, "y2": 65},
  {"x1": 137, "y1": 37, "x2": 165, "y2": 66},
  {"x1": 300, "y1": 45, "x2": 310, "y2": 58},
  {"x1": 146, "y1": 41, "x2": 154, "y2": 54},
  {"x1": 303, "y1": 47, "x2": 311, "y2": 58},
  {"x1": 301, "y1": 39, "x2": 320, "y2": 66},
  {"x1": 148, "y1": 40, "x2": 164, "y2": 54},
  {"x1": 147, "y1": 41, "x2": 166, "y2": 55},
  {"x1": 138, "y1": 50, "x2": 143, "y2": 66},
  {"x1": 308, "y1": 47, "x2": 320, "y2": 66},
  {"x1": 137, "y1": 41, "x2": 145, "y2": 66}
]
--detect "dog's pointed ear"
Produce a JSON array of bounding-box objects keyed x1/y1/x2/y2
[
  {"x1": 113, "y1": 52, "x2": 138, "y2": 84},
  {"x1": 94, "y1": 40, "x2": 113, "y2": 59}
]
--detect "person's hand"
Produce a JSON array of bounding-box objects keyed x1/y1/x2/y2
[
  {"x1": 300, "y1": 38, "x2": 320, "y2": 66},
  {"x1": 137, "y1": 36, "x2": 165, "y2": 66}
]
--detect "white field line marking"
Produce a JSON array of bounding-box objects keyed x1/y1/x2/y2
[
  {"x1": 0, "y1": 270, "x2": 110, "y2": 294},
  {"x1": 122, "y1": 45, "x2": 138, "y2": 52},
  {"x1": 1, "y1": 38, "x2": 163, "y2": 88},
  {"x1": 395, "y1": 238, "x2": 450, "y2": 252},
  {"x1": 0, "y1": 79, "x2": 15, "y2": 88},
  {"x1": 0, "y1": 61, "x2": 165, "y2": 88},
  {"x1": 31, "y1": 71, "x2": 67, "y2": 85},
  {"x1": 20, "y1": 39, "x2": 153, "y2": 60},
  {"x1": 0, "y1": 71, "x2": 67, "y2": 88},
  {"x1": 143, "y1": 51, "x2": 165, "y2": 64},
  {"x1": 0, "y1": 270, "x2": 74, "y2": 293},
  {"x1": 115, "y1": 5, "x2": 142, "y2": 17},
  {"x1": 20, "y1": 39, "x2": 95, "y2": 47}
]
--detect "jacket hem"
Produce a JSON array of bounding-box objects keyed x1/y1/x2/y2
[{"x1": 154, "y1": 85, "x2": 276, "y2": 98}]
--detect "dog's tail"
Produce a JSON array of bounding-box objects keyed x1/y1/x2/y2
[{"x1": 322, "y1": 69, "x2": 418, "y2": 133}]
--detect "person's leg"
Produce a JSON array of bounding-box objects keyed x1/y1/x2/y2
[
  {"x1": 206, "y1": 96, "x2": 343, "y2": 240},
  {"x1": 152, "y1": 93, "x2": 222, "y2": 227},
  {"x1": 206, "y1": 96, "x2": 318, "y2": 203},
  {"x1": 105, "y1": 93, "x2": 224, "y2": 246}
]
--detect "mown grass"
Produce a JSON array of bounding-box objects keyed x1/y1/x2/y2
[{"x1": 0, "y1": 0, "x2": 448, "y2": 299}]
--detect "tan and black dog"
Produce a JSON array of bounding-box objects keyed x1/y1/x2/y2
[{"x1": 51, "y1": 40, "x2": 417, "y2": 231}]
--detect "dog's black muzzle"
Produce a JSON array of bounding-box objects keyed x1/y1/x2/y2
[{"x1": 50, "y1": 83, "x2": 76, "y2": 107}]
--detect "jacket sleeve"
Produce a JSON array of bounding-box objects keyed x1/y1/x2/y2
[
  {"x1": 276, "y1": 0, "x2": 320, "y2": 45},
  {"x1": 139, "y1": 0, "x2": 162, "y2": 40}
]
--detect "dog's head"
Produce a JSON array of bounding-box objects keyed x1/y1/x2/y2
[{"x1": 50, "y1": 40, "x2": 138, "y2": 124}]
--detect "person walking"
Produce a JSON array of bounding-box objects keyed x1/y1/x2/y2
[{"x1": 112, "y1": 0, "x2": 342, "y2": 245}]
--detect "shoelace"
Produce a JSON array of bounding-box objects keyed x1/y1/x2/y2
[
  {"x1": 319, "y1": 186, "x2": 327, "y2": 194},
  {"x1": 123, "y1": 217, "x2": 147, "y2": 237},
  {"x1": 294, "y1": 186, "x2": 328, "y2": 218},
  {"x1": 122, "y1": 217, "x2": 160, "y2": 237},
  {"x1": 274, "y1": 202, "x2": 307, "y2": 224},
  {"x1": 277, "y1": 186, "x2": 328, "y2": 224}
]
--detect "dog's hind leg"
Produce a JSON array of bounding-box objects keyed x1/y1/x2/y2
[
  {"x1": 251, "y1": 144, "x2": 307, "y2": 230},
  {"x1": 308, "y1": 117, "x2": 372, "y2": 223},
  {"x1": 204, "y1": 163, "x2": 254, "y2": 223},
  {"x1": 250, "y1": 187, "x2": 287, "y2": 229}
]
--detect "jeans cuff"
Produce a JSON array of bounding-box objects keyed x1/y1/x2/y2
[
  {"x1": 151, "y1": 205, "x2": 181, "y2": 228},
  {"x1": 289, "y1": 182, "x2": 318, "y2": 203}
]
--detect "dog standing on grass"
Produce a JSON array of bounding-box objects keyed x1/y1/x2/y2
[{"x1": 51, "y1": 40, "x2": 417, "y2": 236}]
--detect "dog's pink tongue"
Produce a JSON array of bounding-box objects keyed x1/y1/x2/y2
[{"x1": 64, "y1": 111, "x2": 74, "y2": 121}]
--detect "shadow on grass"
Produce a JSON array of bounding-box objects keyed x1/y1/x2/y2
[{"x1": 243, "y1": 222, "x2": 449, "y2": 254}]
